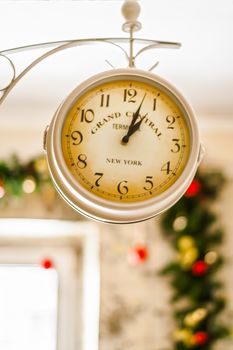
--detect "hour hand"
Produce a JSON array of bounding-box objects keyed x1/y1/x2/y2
[{"x1": 122, "y1": 113, "x2": 147, "y2": 144}]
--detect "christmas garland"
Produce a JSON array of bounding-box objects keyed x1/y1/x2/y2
[
  {"x1": 0, "y1": 156, "x2": 231, "y2": 349},
  {"x1": 160, "y1": 171, "x2": 230, "y2": 349},
  {"x1": 0, "y1": 155, "x2": 51, "y2": 203}
]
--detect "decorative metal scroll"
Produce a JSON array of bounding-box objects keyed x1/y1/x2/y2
[{"x1": 0, "y1": 37, "x2": 180, "y2": 106}]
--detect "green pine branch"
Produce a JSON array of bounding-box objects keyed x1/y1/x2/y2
[{"x1": 159, "y1": 170, "x2": 230, "y2": 349}]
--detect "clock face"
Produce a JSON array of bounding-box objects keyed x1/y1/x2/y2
[{"x1": 61, "y1": 77, "x2": 190, "y2": 203}]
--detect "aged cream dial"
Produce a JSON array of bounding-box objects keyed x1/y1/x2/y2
[
  {"x1": 62, "y1": 79, "x2": 189, "y2": 202},
  {"x1": 45, "y1": 69, "x2": 201, "y2": 223}
]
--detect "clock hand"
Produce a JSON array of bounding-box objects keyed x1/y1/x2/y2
[
  {"x1": 121, "y1": 93, "x2": 147, "y2": 144},
  {"x1": 122, "y1": 113, "x2": 148, "y2": 144},
  {"x1": 129, "y1": 93, "x2": 147, "y2": 127}
]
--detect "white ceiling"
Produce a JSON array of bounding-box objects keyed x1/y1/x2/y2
[{"x1": 0, "y1": 0, "x2": 233, "y2": 131}]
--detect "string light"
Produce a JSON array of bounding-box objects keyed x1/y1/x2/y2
[
  {"x1": 205, "y1": 251, "x2": 218, "y2": 265},
  {"x1": 173, "y1": 216, "x2": 188, "y2": 231},
  {"x1": 22, "y1": 177, "x2": 36, "y2": 194}
]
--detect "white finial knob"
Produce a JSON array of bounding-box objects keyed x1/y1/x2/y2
[{"x1": 122, "y1": 0, "x2": 142, "y2": 33}]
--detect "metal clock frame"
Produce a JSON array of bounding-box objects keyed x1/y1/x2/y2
[{"x1": 45, "y1": 68, "x2": 201, "y2": 224}]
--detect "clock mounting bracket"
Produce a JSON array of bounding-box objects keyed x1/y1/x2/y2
[{"x1": 0, "y1": 0, "x2": 181, "y2": 107}]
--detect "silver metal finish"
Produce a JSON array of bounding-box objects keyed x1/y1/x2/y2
[{"x1": 45, "y1": 68, "x2": 200, "y2": 224}]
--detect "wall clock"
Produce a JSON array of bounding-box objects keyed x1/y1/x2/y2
[
  {"x1": 44, "y1": 68, "x2": 203, "y2": 223},
  {"x1": 0, "y1": 0, "x2": 204, "y2": 223}
]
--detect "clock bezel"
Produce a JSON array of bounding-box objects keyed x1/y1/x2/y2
[{"x1": 45, "y1": 68, "x2": 200, "y2": 223}]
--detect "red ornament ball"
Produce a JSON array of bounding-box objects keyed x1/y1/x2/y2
[
  {"x1": 185, "y1": 179, "x2": 201, "y2": 197},
  {"x1": 192, "y1": 260, "x2": 208, "y2": 276},
  {"x1": 193, "y1": 331, "x2": 209, "y2": 346},
  {"x1": 41, "y1": 258, "x2": 53, "y2": 269},
  {"x1": 0, "y1": 179, "x2": 5, "y2": 199},
  {"x1": 128, "y1": 246, "x2": 148, "y2": 265}
]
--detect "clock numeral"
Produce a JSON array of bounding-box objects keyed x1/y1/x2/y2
[
  {"x1": 143, "y1": 176, "x2": 154, "y2": 191},
  {"x1": 123, "y1": 88, "x2": 137, "y2": 103},
  {"x1": 161, "y1": 161, "x2": 172, "y2": 175},
  {"x1": 71, "y1": 130, "x2": 83, "y2": 145},
  {"x1": 171, "y1": 138, "x2": 181, "y2": 153},
  {"x1": 77, "y1": 154, "x2": 87, "y2": 169},
  {"x1": 81, "y1": 109, "x2": 95, "y2": 123},
  {"x1": 153, "y1": 98, "x2": 157, "y2": 111},
  {"x1": 94, "y1": 172, "x2": 103, "y2": 187},
  {"x1": 117, "y1": 181, "x2": 129, "y2": 195},
  {"x1": 166, "y1": 115, "x2": 176, "y2": 129},
  {"x1": 100, "y1": 94, "x2": 110, "y2": 107}
]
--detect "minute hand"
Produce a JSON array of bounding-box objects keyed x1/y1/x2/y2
[{"x1": 122, "y1": 93, "x2": 147, "y2": 144}]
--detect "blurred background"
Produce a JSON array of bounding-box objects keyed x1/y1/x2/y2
[{"x1": 0, "y1": 1, "x2": 233, "y2": 349}]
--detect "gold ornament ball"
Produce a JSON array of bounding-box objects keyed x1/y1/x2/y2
[
  {"x1": 178, "y1": 235, "x2": 195, "y2": 251},
  {"x1": 174, "y1": 329, "x2": 193, "y2": 346},
  {"x1": 193, "y1": 308, "x2": 207, "y2": 321},
  {"x1": 179, "y1": 247, "x2": 199, "y2": 269},
  {"x1": 184, "y1": 308, "x2": 207, "y2": 327},
  {"x1": 184, "y1": 313, "x2": 195, "y2": 327}
]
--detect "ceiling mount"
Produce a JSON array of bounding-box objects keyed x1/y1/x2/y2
[
  {"x1": 122, "y1": 0, "x2": 142, "y2": 33},
  {"x1": 122, "y1": 0, "x2": 142, "y2": 68}
]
